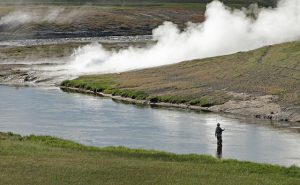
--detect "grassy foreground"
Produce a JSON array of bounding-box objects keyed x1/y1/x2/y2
[
  {"x1": 62, "y1": 41, "x2": 300, "y2": 107},
  {"x1": 0, "y1": 132, "x2": 299, "y2": 185}
]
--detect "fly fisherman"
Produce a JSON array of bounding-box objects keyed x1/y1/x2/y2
[{"x1": 215, "y1": 123, "x2": 225, "y2": 146}]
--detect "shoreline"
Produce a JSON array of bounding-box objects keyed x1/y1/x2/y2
[
  {"x1": 1, "y1": 131, "x2": 299, "y2": 168},
  {"x1": 60, "y1": 86, "x2": 300, "y2": 127},
  {"x1": 60, "y1": 86, "x2": 211, "y2": 111}
]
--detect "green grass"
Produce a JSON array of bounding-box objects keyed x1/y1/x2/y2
[
  {"x1": 61, "y1": 77, "x2": 228, "y2": 106},
  {"x1": 62, "y1": 41, "x2": 300, "y2": 107},
  {"x1": 0, "y1": 132, "x2": 299, "y2": 185},
  {"x1": 62, "y1": 76, "x2": 150, "y2": 100}
]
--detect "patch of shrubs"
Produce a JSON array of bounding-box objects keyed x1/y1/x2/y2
[
  {"x1": 189, "y1": 97, "x2": 213, "y2": 107},
  {"x1": 104, "y1": 88, "x2": 149, "y2": 100},
  {"x1": 61, "y1": 80, "x2": 217, "y2": 107}
]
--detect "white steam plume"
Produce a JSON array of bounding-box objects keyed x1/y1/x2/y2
[
  {"x1": 66, "y1": 0, "x2": 300, "y2": 74},
  {"x1": 0, "y1": 7, "x2": 81, "y2": 26},
  {"x1": 0, "y1": 11, "x2": 35, "y2": 25}
]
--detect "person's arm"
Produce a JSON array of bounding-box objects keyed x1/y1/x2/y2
[{"x1": 215, "y1": 128, "x2": 217, "y2": 137}]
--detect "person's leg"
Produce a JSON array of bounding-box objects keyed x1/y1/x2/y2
[
  {"x1": 217, "y1": 135, "x2": 222, "y2": 145},
  {"x1": 217, "y1": 135, "x2": 221, "y2": 144}
]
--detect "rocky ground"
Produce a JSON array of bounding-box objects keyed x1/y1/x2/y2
[
  {"x1": 0, "y1": 39, "x2": 152, "y2": 86},
  {"x1": 209, "y1": 92, "x2": 300, "y2": 123}
]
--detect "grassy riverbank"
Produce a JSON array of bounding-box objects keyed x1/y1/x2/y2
[
  {"x1": 61, "y1": 41, "x2": 300, "y2": 107},
  {"x1": 0, "y1": 132, "x2": 299, "y2": 185}
]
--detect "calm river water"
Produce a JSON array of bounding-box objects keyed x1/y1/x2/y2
[{"x1": 0, "y1": 85, "x2": 299, "y2": 166}]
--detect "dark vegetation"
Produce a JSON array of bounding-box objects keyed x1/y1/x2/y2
[
  {"x1": 62, "y1": 41, "x2": 300, "y2": 107},
  {"x1": 0, "y1": 132, "x2": 299, "y2": 185}
]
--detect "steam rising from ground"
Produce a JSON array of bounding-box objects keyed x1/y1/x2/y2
[
  {"x1": 66, "y1": 0, "x2": 300, "y2": 74},
  {"x1": 0, "y1": 7, "x2": 82, "y2": 26}
]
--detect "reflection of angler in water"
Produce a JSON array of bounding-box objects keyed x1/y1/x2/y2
[{"x1": 216, "y1": 145, "x2": 222, "y2": 159}]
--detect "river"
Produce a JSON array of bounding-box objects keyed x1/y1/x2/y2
[{"x1": 0, "y1": 85, "x2": 299, "y2": 167}]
